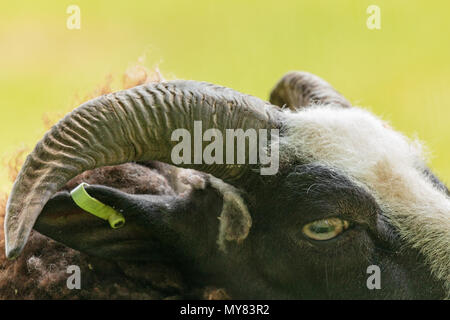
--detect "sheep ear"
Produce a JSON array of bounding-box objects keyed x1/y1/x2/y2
[
  {"x1": 208, "y1": 176, "x2": 252, "y2": 252},
  {"x1": 34, "y1": 185, "x2": 180, "y2": 261},
  {"x1": 269, "y1": 71, "x2": 351, "y2": 110},
  {"x1": 34, "y1": 176, "x2": 252, "y2": 259}
]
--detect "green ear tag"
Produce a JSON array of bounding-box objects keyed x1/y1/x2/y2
[{"x1": 70, "y1": 182, "x2": 125, "y2": 229}]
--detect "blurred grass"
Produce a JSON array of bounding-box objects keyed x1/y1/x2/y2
[{"x1": 0, "y1": 0, "x2": 449, "y2": 192}]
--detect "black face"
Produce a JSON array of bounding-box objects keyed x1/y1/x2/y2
[
  {"x1": 34, "y1": 162, "x2": 447, "y2": 299},
  {"x1": 243, "y1": 164, "x2": 446, "y2": 299}
]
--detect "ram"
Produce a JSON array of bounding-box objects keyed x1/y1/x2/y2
[{"x1": 3, "y1": 71, "x2": 449, "y2": 299}]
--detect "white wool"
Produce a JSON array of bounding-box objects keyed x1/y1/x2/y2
[{"x1": 279, "y1": 105, "x2": 450, "y2": 295}]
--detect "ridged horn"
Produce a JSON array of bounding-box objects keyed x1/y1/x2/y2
[
  {"x1": 269, "y1": 71, "x2": 351, "y2": 109},
  {"x1": 5, "y1": 80, "x2": 280, "y2": 259}
]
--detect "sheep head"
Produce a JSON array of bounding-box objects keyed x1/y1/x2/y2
[{"x1": 4, "y1": 72, "x2": 449, "y2": 299}]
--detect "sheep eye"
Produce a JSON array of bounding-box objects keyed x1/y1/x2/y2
[{"x1": 302, "y1": 217, "x2": 350, "y2": 241}]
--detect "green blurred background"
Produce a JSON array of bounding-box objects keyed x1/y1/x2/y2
[{"x1": 0, "y1": 0, "x2": 449, "y2": 192}]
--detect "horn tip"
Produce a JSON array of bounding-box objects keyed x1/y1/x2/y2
[
  {"x1": 4, "y1": 198, "x2": 45, "y2": 260},
  {"x1": 4, "y1": 217, "x2": 27, "y2": 260},
  {"x1": 5, "y1": 241, "x2": 23, "y2": 260}
]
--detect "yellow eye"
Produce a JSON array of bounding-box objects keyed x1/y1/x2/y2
[{"x1": 302, "y1": 217, "x2": 350, "y2": 241}]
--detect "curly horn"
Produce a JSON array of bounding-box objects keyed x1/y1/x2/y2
[
  {"x1": 269, "y1": 71, "x2": 351, "y2": 109},
  {"x1": 5, "y1": 80, "x2": 280, "y2": 259}
]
